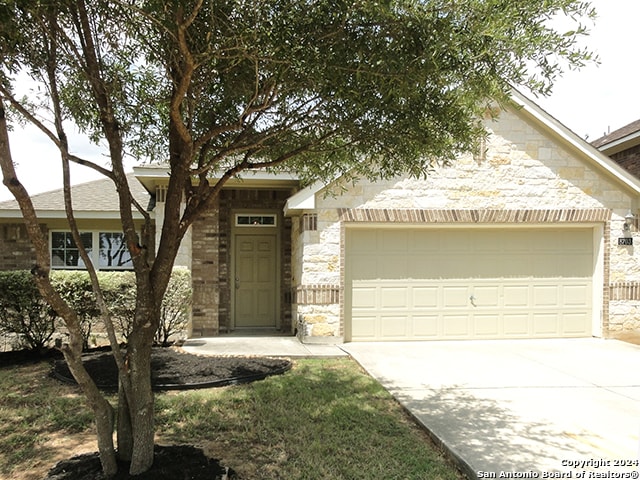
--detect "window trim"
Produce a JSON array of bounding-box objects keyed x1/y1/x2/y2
[
  {"x1": 50, "y1": 230, "x2": 134, "y2": 271},
  {"x1": 234, "y1": 214, "x2": 278, "y2": 227}
]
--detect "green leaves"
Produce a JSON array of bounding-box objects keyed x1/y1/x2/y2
[{"x1": 0, "y1": 0, "x2": 597, "y2": 201}]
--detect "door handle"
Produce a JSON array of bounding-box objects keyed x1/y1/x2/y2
[
  {"x1": 469, "y1": 295, "x2": 477, "y2": 307},
  {"x1": 235, "y1": 277, "x2": 240, "y2": 290}
]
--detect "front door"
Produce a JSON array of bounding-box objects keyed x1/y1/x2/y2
[{"x1": 234, "y1": 233, "x2": 277, "y2": 328}]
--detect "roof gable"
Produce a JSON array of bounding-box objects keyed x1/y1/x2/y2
[{"x1": 286, "y1": 90, "x2": 640, "y2": 213}]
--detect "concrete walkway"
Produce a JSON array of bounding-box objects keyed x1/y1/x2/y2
[
  {"x1": 182, "y1": 335, "x2": 348, "y2": 358},
  {"x1": 183, "y1": 336, "x2": 640, "y2": 479}
]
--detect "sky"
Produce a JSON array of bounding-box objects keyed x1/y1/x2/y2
[{"x1": 0, "y1": 0, "x2": 638, "y2": 202}]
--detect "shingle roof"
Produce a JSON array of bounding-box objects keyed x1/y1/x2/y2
[
  {"x1": 591, "y1": 119, "x2": 640, "y2": 148},
  {"x1": 0, "y1": 172, "x2": 153, "y2": 213}
]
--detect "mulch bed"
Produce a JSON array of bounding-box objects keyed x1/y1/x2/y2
[
  {"x1": 46, "y1": 445, "x2": 234, "y2": 480},
  {"x1": 51, "y1": 347, "x2": 292, "y2": 391}
]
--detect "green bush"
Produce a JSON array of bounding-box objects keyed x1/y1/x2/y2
[
  {"x1": 156, "y1": 268, "x2": 192, "y2": 347},
  {"x1": 0, "y1": 269, "x2": 192, "y2": 351},
  {"x1": 0, "y1": 271, "x2": 56, "y2": 351},
  {"x1": 99, "y1": 271, "x2": 137, "y2": 342},
  {"x1": 50, "y1": 271, "x2": 100, "y2": 350}
]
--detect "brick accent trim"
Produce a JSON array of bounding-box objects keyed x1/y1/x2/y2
[
  {"x1": 338, "y1": 208, "x2": 611, "y2": 223},
  {"x1": 610, "y1": 282, "x2": 640, "y2": 300},
  {"x1": 294, "y1": 285, "x2": 340, "y2": 305}
]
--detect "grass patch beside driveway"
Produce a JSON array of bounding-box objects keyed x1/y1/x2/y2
[{"x1": 1, "y1": 357, "x2": 463, "y2": 480}]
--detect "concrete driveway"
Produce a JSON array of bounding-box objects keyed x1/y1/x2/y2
[{"x1": 341, "y1": 338, "x2": 640, "y2": 479}]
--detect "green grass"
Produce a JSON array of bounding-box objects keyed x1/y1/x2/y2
[{"x1": 0, "y1": 358, "x2": 462, "y2": 480}]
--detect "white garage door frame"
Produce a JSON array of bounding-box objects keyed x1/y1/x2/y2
[{"x1": 343, "y1": 222, "x2": 605, "y2": 342}]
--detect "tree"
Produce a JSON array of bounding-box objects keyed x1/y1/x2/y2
[{"x1": 0, "y1": 0, "x2": 596, "y2": 475}]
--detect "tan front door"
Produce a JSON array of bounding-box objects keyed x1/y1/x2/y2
[{"x1": 234, "y1": 234, "x2": 277, "y2": 328}]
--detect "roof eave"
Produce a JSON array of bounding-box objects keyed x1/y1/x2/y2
[
  {"x1": 283, "y1": 181, "x2": 324, "y2": 215},
  {"x1": 0, "y1": 210, "x2": 147, "y2": 220},
  {"x1": 596, "y1": 130, "x2": 640, "y2": 156},
  {"x1": 133, "y1": 165, "x2": 301, "y2": 192}
]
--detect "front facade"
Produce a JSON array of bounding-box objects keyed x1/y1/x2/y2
[
  {"x1": 284, "y1": 92, "x2": 640, "y2": 342},
  {"x1": 2, "y1": 91, "x2": 640, "y2": 343}
]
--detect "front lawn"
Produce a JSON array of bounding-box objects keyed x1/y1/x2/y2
[{"x1": 0, "y1": 357, "x2": 463, "y2": 480}]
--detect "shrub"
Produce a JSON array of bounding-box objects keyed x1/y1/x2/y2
[
  {"x1": 98, "y1": 271, "x2": 137, "y2": 342},
  {"x1": 156, "y1": 268, "x2": 192, "y2": 346},
  {"x1": 50, "y1": 271, "x2": 100, "y2": 350},
  {"x1": 0, "y1": 271, "x2": 56, "y2": 351},
  {"x1": 1, "y1": 268, "x2": 192, "y2": 351}
]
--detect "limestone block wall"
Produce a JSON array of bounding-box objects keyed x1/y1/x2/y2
[{"x1": 292, "y1": 107, "x2": 640, "y2": 340}]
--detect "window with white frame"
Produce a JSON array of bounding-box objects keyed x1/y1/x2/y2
[
  {"x1": 51, "y1": 231, "x2": 133, "y2": 270},
  {"x1": 235, "y1": 214, "x2": 277, "y2": 227}
]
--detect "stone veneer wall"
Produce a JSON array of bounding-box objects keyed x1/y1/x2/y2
[
  {"x1": 292, "y1": 107, "x2": 640, "y2": 341},
  {"x1": 190, "y1": 188, "x2": 293, "y2": 337}
]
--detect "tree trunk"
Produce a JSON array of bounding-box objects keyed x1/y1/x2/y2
[
  {"x1": 113, "y1": 283, "x2": 158, "y2": 475},
  {"x1": 61, "y1": 337, "x2": 118, "y2": 477},
  {"x1": 126, "y1": 337, "x2": 155, "y2": 474},
  {"x1": 117, "y1": 380, "x2": 133, "y2": 462}
]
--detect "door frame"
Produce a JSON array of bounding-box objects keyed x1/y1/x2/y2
[{"x1": 230, "y1": 209, "x2": 281, "y2": 330}]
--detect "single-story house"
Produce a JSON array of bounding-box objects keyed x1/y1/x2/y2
[{"x1": 2, "y1": 89, "x2": 640, "y2": 343}]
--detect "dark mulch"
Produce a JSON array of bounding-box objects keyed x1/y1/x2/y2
[
  {"x1": 46, "y1": 445, "x2": 235, "y2": 480},
  {"x1": 51, "y1": 347, "x2": 292, "y2": 391},
  {"x1": 2, "y1": 346, "x2": 292, "y2": 479}
]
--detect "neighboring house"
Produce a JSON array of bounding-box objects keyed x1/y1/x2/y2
[
  {"x1": 592, "y1": 119, "x2": 640, "y2": 179},
  {"x1": 2, "y1": 89, "x2": 640, "y2": 343}
]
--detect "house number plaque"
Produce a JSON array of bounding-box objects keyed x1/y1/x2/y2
[{"x1": 618, "y1": 237, "x2": 633, "y2": 246}]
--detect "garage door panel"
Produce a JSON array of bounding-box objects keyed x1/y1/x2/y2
[
  {"x1": 532, "y1": 314, "x2": 560, "y2": 335},
  {"x1": 411, "y1": 230, "x2": 441, "y2": 252},
  {"x1": 350, "y1": 229, "x2": 378, "y2": 252},
  {"x1": 503, "y1": 285, "x2": 529, "y2": 307},
  {"x1": 444, "y1": 258, "x2": 475, "y2": 278},
  {"x1": 412, "y1": 316, "x2": 439, "y2": 337},
  {"x1": 380, "y1": 255, "x2": 410, "y2": 280},
  {"x1": 443, "y1": 286, "x2": 469, "y2": 307},
  {"x1": 562, "y1": 284, "x2": 590, "y2": 306},
  {"x1": 413, "y1": 287, "x2": 438, "y2": 308},
  {"x1": 380, "y1": 287, "x2": 408, "y2": 309},
  {"x1": 533, "y1": 285, "x2": 559, "y2": 306},
  {"x1": 561, "y1": 313, "x2": 590, "y2": 334},
  {"x1": 409, "y1": 257, "x2": 438, "y2": 279},
  {"x1": 347, "y1": 227, "x2": 594, "y2": 341},
  {"x1": 443, "y1": 315, "x2": 470, "y2": 336},
  {"x1": 352, "y1": 287, "x2": 377, "y2": 310},
  {"x1": 473, "y1": 314, "x2": 500, "y2": 336},
  {"x1": 351, "y1": 316, "x2": 376, "y2": 338},
  {"x1": 381, "y1": 229, "x2": 408, "y2": 251},
  {"x1": 350, "y1": 256, "x2": 378, "y2": 280},
  {"x1": 562, "y1": 230, "x2": 593, "y2": 251},
  {"x1": 380, "y1": 316, "x2": 409, "y2": 337},
  {"x1": 559, "y1": 254, "x2": 592, "y2": 277},
  {"x1": 471, "y1": 286, "x2": 500, "y2": 307},
  {"x1": 503, "y1": 314, "x2": 530, "y2": 336}
]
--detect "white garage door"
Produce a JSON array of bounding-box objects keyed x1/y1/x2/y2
[{"x1": 346, "y1": 227, "x2": 594, "y2": 341}]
